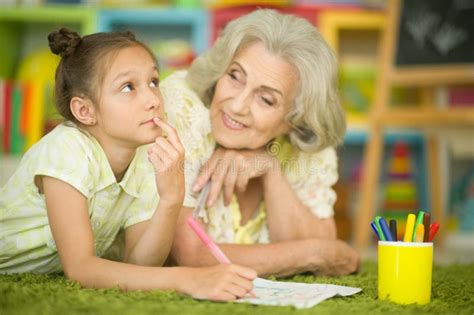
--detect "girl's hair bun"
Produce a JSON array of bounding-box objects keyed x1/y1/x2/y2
[{"x1": 48, "y1": 28, "x2": 82, "y2": 58}]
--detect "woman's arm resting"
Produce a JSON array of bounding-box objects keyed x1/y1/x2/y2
[
  {"x1": 262, "y1": 165, "x2": 338, "y2": 242},
  {"x1": 171, "y1": 207, "x2": 359, "y2": 278},
  {"x1": 193, "y1": 148, "x2": 338, "y2": 242}
]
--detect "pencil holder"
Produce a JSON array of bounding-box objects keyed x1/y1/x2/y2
[{"x1": 378, "y1": 241, "x2": 433, "y2": 305}]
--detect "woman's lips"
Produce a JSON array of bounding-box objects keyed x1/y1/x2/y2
[{"x1": 221, "y1": 112, "x2": 247, "y2": 130}]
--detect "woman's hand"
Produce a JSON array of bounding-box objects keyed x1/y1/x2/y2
[
  {"x1": 182, "y1": 264, "x2": 257, "y2": 301},
  {"x1": 147, "y1": 118, "x2": 185, "y2": 209},
  {"x1": 307, "y1": 239, "x2": 360, "y2": 276},
  {"x1": 192, "y1": 147, "x2": 279, "y2": 207}
]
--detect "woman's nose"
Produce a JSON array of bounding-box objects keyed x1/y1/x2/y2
[{"x1": 228, "y1": 91, "x2": 250, "y2": 115}]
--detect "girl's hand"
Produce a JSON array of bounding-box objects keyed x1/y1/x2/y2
[
  {"x1": 183, "y1": 264, "x2": 257, "y2": 301},
  {"x1": 147, "y1": 118, "x2": 185, "y2": 209},
  {"x1": 192, "y1": 148, "x2": 279, "y2": 207}
]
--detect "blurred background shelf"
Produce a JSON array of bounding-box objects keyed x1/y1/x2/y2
[
  {"x1": 98, "y1": 8, "x2": 209, "y2": 54},
  {"x1": 0, "y1": 5, "x2": 97, "y2": 78}
]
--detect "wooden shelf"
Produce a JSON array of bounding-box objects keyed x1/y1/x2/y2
[
  {"x1": 389, "y1": 65, "x2": 474, "y2": 86},
  {"x1": 377, "y1": 108, "x2": 474, "y2": 126}
]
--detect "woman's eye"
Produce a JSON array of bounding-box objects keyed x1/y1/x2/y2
[
  {"x1": 228, "y1": 70, "x2": 239, "y2": 81},
  {"x1": 121, "y1": 83, "x2": 133, "y2": 92},
  {"x1": 262, "y1": 97, "x2": 274, "y2": 106},
  {"x1": 150, "y1": 78, "x2": 159, "y2": 87}
]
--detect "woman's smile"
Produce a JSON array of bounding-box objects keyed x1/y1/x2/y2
[
  {"x1": 210, "y1": 42, "x2": 296, "y2": 149},
  {"x1": 221, "y1": 112, "x2": 248, "y2": 130}
]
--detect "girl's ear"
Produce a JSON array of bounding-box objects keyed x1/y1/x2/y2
[{"x1": 70, "y1": 96, "x2": 96, "y2": 125}]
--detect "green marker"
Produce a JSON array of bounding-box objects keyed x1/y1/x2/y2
[
  {"x1": 412, "y1": 211, "x2": 425, "y2": 242},
  {"x1": 374, "y1": 216, "x2": 386, "y2": 241}
]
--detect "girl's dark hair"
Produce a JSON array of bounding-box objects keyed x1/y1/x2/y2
[{"x1": 48, "y1": 28, "x2": 157, "y2": 122}]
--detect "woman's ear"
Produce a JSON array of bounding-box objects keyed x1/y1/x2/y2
[{"x1": 70, "y1": 96, "x2": 96, "y2": 126}]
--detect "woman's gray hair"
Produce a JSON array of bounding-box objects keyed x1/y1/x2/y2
[{"x1": 186, "y1": 9, "x2": 346, "y2": 152}]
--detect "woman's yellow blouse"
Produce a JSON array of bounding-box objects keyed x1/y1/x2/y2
[{"x1": 162, "y1": 71, "x2": 339, "y2": 244}]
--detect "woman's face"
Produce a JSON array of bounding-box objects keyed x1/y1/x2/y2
[{"x1": 210, "y1": 42, "x2": 299, "y2": 150}]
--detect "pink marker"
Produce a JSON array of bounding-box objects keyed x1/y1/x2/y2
[
  {"x1": 187, "y1": 182, "x2": 231, "y2": 264},
  {"x1": 187, "y1": 217, "x2": 231, "y2": 264}
]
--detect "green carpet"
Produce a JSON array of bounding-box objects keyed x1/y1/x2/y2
[{"x1": 1, "y1": 262, "x2": 473, "y2": 315}]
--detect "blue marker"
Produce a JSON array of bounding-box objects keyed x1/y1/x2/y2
[
  {"x1": 379, "y1": 217, "x2": 394, "y2": 241},
  {"x1": 370, "y1": 221, "x2": 380, "y2": 240},
  {"x1": 374, "y1": 216, "x2": 386, "y2": 241}
]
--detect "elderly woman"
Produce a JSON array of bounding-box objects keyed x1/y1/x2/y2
[{"x1": 162, "y1": 9, "x2": 359, "y2": 277}]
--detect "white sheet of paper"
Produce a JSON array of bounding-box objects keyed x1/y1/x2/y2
[{"x1": 235, "y1": 277, "x2": 362, "y2": 309}]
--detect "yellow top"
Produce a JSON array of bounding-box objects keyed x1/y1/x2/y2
[
  {"x1": 162, "y1": 71, "x2": 339, "y2": 244},
  {"x1": 0, "y1": 122, "x2": 159, "y2": 273}
]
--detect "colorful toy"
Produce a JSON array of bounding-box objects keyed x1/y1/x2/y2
[{"x1": 381, "y1": 141, "x2": 420, "y2": 239}]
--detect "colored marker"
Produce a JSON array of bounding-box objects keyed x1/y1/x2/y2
[
  {"x1": 389, "y1": 219, "x2": 397, "y2": 241},
  {"x1": 370, "y1": 221, "x2": 380, "y2": 240},
  {"x1": 415, "y1": 224, "x2": 424, "y2": 242},
  {"x1": 403, "y1": 214, "x2": 416, "y2": 242},
  {"x1": 379, "y1": 217, "x2": 394, "y2": 241},
  {"x1": 374, "y1": 216, "x2": 386, "y2": 241},
  {"x1": 429, "y1": 222, "x2": 440, "y2": 242},
  {"x1": 188, "y1": 182, "x2": 231, "y2": 264},
  {"x1": 412, "y1": 211, "x2": 425, "y2": 242},
  {"x1": 423, "y1": 212, "x2": 431, "y2": 242},
  {"x1": 187, "y1": 217, "x2": 231, "y2": 264}
]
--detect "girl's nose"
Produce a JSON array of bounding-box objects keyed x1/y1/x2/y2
[{"x1": 146, "y1": 90, "x2": 162, "y2": 111}]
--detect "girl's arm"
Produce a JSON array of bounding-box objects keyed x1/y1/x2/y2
[
  {"x1": 171, "y1": 208, "x2": 359, "y2": 278},
  {"x1": 122, "y1": 202, "x2": 180, "y2": 266},
  {"x1": 42, "y1": 176, "x2": 256, "y2": 300},
  {"x1": 122, "y1": 118, "x2": 184, "y2": 266}
]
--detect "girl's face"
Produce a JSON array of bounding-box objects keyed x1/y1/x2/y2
[
  {"x1": 94, "y1": 45, "x2": 164, "y2": 148},
  {"x1": 209, "y1": 42, "x2": 298, "y2": 150}
]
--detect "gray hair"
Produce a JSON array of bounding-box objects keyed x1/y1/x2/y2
[{"x1": 186, "y1": 9, "x2": 346, "y2": 152}]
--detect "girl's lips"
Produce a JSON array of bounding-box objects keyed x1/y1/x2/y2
[
  {"x1": 221, "y1": 112, "x2": 247, "y2": 130},
  {"x1": 142, "y1": 117, "x2": 158, "y2": 125}
]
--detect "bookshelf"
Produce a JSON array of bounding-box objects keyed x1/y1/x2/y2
[
  {"x1": 98, "y1": 8, "x2": 209, "y2": 55},
  {"x1": 319, "y1": 8, "x2": 385, "y2": 127},
  {"x1": 0, "y1": 5, "x2": 97, "y2": 78},
  {"x1": 319, "y1": 8, "x2": 442, "y2": 246},
  {"x1": 0, "y1": 5, "x2": 98, "y2": 185},
  {"x1": 354, "y1": 0, "x2": 474, "y2": 250}
]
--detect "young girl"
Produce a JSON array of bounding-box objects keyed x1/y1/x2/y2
[{"x1": 0, "y1": 28, "x2": 255, "y2": 301}]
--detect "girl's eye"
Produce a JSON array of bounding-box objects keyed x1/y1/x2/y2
[
  {"x1": 150, "y1": 78, "x2": 159, "y2": 88},
  {"x1": 121, "y1": 83, "x2": 133, "y2": 92}
]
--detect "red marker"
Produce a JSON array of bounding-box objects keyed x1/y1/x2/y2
[{"x1": 428, "y1": 222, "x2": 440, "y2": 242}]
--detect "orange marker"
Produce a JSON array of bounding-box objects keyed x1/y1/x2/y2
[{"x1": 415, "y1": 224, "x2": 424, "y2": 242}]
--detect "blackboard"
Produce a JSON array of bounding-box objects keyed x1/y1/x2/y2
[{"x1": 396, "y1": 0, "x2": 474, "y2": 66}]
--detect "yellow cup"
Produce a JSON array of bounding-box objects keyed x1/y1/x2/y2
[{"x1": 378, "y1": 241, "x2": 433, "y2": 305}]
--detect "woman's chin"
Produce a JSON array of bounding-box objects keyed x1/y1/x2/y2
[{"x1": 215, "y1": 136, "x2": 262, "y2": 150}]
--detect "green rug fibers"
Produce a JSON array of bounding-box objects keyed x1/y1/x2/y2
[{"x1": 1, "y1": 262, "x2": 473, "y2": 315}]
